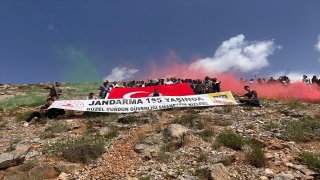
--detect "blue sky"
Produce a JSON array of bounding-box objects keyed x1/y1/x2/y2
[{"x1": 0, "y1": 0, "x2": 320, "y2": 84}]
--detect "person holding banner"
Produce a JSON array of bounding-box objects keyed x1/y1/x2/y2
[
  {"x1": 232, "y1": 86, "x2": 261, "y2": 107},
  {"x1": 148, "y1": 88, "x2": 162, "y2": 97},
  {"x1": 98, "y1": 81, "x2": 110, "y2": 99}
]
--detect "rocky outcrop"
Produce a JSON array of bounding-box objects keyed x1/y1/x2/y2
[{"x1": 0, "y1": 143, "x2": 31, "y2": 169}]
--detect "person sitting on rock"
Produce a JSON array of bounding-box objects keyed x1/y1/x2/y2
[
  {"x1": 50, "y1": 95, "x2": 66, "y2": 118},
  {"x1": 148, "y1": 88, "x2": 162, "y2": 97},
  {"x1": 23, "y1": 98, "x2": 55, "y2": 127},
  {"x1": 232, "y1": 86, "x2": 261, "y2": 107},
  {"x1": 86, "y1": 92, "x2": 98, "y2": 100}
]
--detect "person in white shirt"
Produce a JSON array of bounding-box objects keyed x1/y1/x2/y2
[
  {"x1": 148, "y1": 88, "x2": 162, "y2": 97},
  {"x1": 164, "y1": 78, "x2": 173, "y2": 85},
  {"x1": 86, "y1": 92, "x2": 98, "y2": 100}
]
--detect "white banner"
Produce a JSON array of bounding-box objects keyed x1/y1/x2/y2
[{"x1": 49, "y1": 91, "x2": 237, "y2": 113}]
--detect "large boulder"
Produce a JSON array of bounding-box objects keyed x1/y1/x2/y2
[
  {"x1": 0, "y1": 143, "x2": 31, "y2": 169},
  {"x1": 134, "y1": 143, "x2": 160, "y2": 159},
  {"x1": 196, "y1": 163, "x2": 230, "y2": 180},
  {"x1": 28, "y1": 163, "x2": 59, "y2": 179}
]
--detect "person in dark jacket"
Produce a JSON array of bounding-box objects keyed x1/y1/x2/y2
[{"x1": 232, "y1": 86, "x2": 261, "y2": 107}]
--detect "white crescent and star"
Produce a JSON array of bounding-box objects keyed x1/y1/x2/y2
[{"x1": 123, "y1": 91, "x2": 150, "y2": 98}]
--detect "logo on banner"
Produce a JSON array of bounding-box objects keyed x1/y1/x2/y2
[
  {"x1": 208, "y1": 92, "x2": 234, "y2": 104},
  {"x1": 123, "y1": 91, "x2": 150, "y2": 98},
  {"x1": 52, "y1": 101, "x2": 84, "y2": 110}
]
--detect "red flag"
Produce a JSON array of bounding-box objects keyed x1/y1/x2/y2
[{"x1": 107, "y1": 83, "x2": 195, "y2": 99}]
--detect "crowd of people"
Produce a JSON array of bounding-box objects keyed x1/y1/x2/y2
[{"x1": 23, "y1": 74, "x2": 318, "y2": 126}]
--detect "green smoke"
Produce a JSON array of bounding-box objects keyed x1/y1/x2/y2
[{"x1": 56, "y1": 45, "x2": 100, "y2": 83}]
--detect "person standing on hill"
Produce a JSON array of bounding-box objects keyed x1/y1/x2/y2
[
  {"x1": 44, "y1": 82, "x2": 63, "y2": 99},
  {"x1": 98, "y1": 81, "x2": 110, "y2": 99},
  {"x1": 232, "y1": 86, "x2": 261, "y2": 107}
]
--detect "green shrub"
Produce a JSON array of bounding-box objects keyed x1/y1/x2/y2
[
  {"x1": 40, "y1": 132, "x2": 55, "y2": 139},
  {"x1": 216, "y1": 130, "x2": 244, "y2": 150},
  {"x1": 264, "y1": 121, "x2": 279, "y2": 131},
  {"x1": 281, "y1": 117, "x2": 320, "y2": 142},
  {"x1": 198, "y1": 151, "x2": 208, "y2": 162},
  {"x1": 245, "y1": 143, "x2": 266, "y2": 168},
  {"x1": 296, "y1": 151, "x2": 320, "y2": 174},
  {"x1": 118, "y1": 115, "x2": 137, "y2": 124},
  {"x1": 0, "y1": 122, "x2": 6, "y2": 128},
  {"x1": 139, "y1": 176, "x2": 151, "y2": 180},
  {"x1": 200, "y1": 128, "x2": 215, "y2": 142},
  {"x1": 47, "y1": 121, "x2": 69, "y2": 133},
  {"x1": 156, "y1": 148, "x2": 171, "y2": 163},
  {"x1": 223, "y1": 105, "x2": 234, "y2": 114},
  {"x1": 103, "y1": 130, "x2": 117, "y2": 140},
  {"x1": 172, "y1": 113, "x2": 198, "y2": 128},
  {"x1": 44, "y1": 136, "x2": 107, "y2": 164},
  {"x1": 246, "y1": 124, "x2": 254, "y2": 129}
]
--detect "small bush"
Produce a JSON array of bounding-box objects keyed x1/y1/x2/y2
[
  {"x1": 284, "y1": 98, "x2": 306, "y2": 109},
  {"x1": 200, "y1": 129, "x2": 215, "y2": 142},
  {"x1": 40, "y1": 132, "x2": 55, "y2": 139},
  {"x1": 216, "y1": 130, "x2": 244, "y2": 150},
  {"x1": 245, "y1": 143, "x2": 266, "y2": 168},
  {"x1": 61, "y1": 144, "x2": 105, "y2": 164},
  {"x1": 217, "y1": 120, "x2": 232, "y2": 126},
  {"x1": 223, "y1": 105, "x2": 233, "y2": 114},
  {"x1": 211, "y1": 142, "x2": 221, "y2": 150},
  {"x1": 172, "y1": 113, "x2": 198, "y2": 128},
  {"x1": 156, "y1": 148, "x2": 171, "y2": 163},
  {"x1": 0, "y1": 122, "x2": 6, "y2": 128},
  {"x1": 281, "y1": 117, "x2": 320, "y2": 142},
  {"x1": 44, "y1": 136, "x2": 106, "y2": 164},
  {"x1": 264, "y1": 121, "x2": 279, "y2": 131},
  {"x1": 296, "y1": 151, "x2": 320, "y2": 174},
  {"x1": 47, "y1": 121, "x2": 69, "y2": 133},
  {"x1": 246, "y1": 124, "x2": 254, "y2": 129},
  {"x1": 198, "y1": 151, "x2": 208, "y2": 162},
  {"x1": 103, "y1": 130, "x2": 117, "y2": 140},
  {"x1": 118, "y1": 115, "x2": 137, "y2": 124},
  {"x1": 139, "y1": 176, "x2": 151, "y2": 180}
]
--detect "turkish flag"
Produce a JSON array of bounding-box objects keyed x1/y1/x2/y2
[{"x1": 107, "y1": 83, "x2": 195, "y2": 99}]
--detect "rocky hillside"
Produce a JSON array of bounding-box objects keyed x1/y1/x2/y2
[{"x1": 0, "y1": 83, "x2": 320, "y2": 180}]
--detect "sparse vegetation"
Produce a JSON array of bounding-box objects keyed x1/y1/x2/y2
[
  {"x1": 19, "y1": 161, "x2": 37, "y2": 172},
  {"x1": 118, "y1": 115, "x2": 138, "y2": 124},
  {"x1": 197, "y1": 151, "x2": 208, "y2": 162},
  {"x1": 246, "y1": 124, "x2": 254, "y2": 129},
  {"x1": 40, "y1": 132, "x2": 55, "y2": 139},
  {"x1": 156, "y1": 148, "x2": 171, "y2": 163},
  {"x1": 223, "y1": 105, "x2": 234, "y2": 114},
  {"x1": 281, "y1": 117, "x2": 320, "y2": 142},
  {"x1": 296, "y1": 151, "x2": 320, "y2": 175},
  {"x1": 47, "y1": 121, "x2": 69, "y2": 133},
  {"x1": 217, "y1": 120, "x2": 232, "y2": 126},
  {"x1": 199, "y1": 128, "x2": 215, "y2": 142},
  {"x1": 44, "y1": 136, "x2": 107, "y2": 164},
  {"x1": 264, "y1": 121, "x2": 279, "y2": 131},
  {"x1": 139, "y1": 176, "x2": 151, "y2": 180},
  {"x1": 284, "y1": 98, "x2": 306, "y2": 109},
  {"x1": 245, "y1": 138, "x2": 266, "y2": 167},
  {"x1": 216, "y1": 130, "x2": 244, "y2": 150},
  {"x1": 172, "y1": 113, "x2": 203, "y2": 129},
  {"x1": 0, "y1": 122, "x2": 6, "y2": 128}
]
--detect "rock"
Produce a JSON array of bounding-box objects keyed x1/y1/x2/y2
[
  {"x1": 25, "y1": 151, "x2": 41, "y2": 159},
  {"x1": 273, "y1": 173, "x2": 295, "y2": 180},
  {"x1": 56, "y1": 172, "x2": 72, "y2": 180},
  {"x1": 164, "y1": 124, "x2": 190, "y2": 139},
  {"x1": 0, "y1": 143, "x2": 31, "y2": 169},
  {"x1": 55, "y1": 162, "x2": 79, "y2": 174},
  {"x1": 260, "y1": 176, "x2": 268, "y2": 180},
  {"x1": 99, "y1": 127, "x2": 111, "y2": 136},
  {"x1": 280, "y1": 109, "x2": 307, "y2": 117},
  {"x1": 208, "y1": 153, "x2": 236, "y2": 164},
  {"x1": 176, "y1": 174, "x2": 197, "y2": 180},
  {"x1": 196, "y1": 163, "x2": 230, "y2": 180},
  {"x1": 265, "y1": 168, "x2": 275, "y2": 177},
  {"x1": 28, "y1": 163, "x2": 59, "y2": 179},
  {"x1": 134, "y1": 143, "x2": 160, "y2": 159},
  {"x1": 286, "y1": 163, "x2": 318, "y2": 176}
]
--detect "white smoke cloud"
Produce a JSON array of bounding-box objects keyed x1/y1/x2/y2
[
  {"x1": 188, "y1": 34, "x2": 279, "y2": 74},
  {"x1": 315, "y1": 35, "x2": 320, "y2": 52},
  {"x1": 104, "y1": 67, "x2": 138, "y2": 82}
]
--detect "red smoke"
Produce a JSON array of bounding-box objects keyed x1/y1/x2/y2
[{"x1": 135, "y1": 51, "x2": 320, "y2": 102}]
